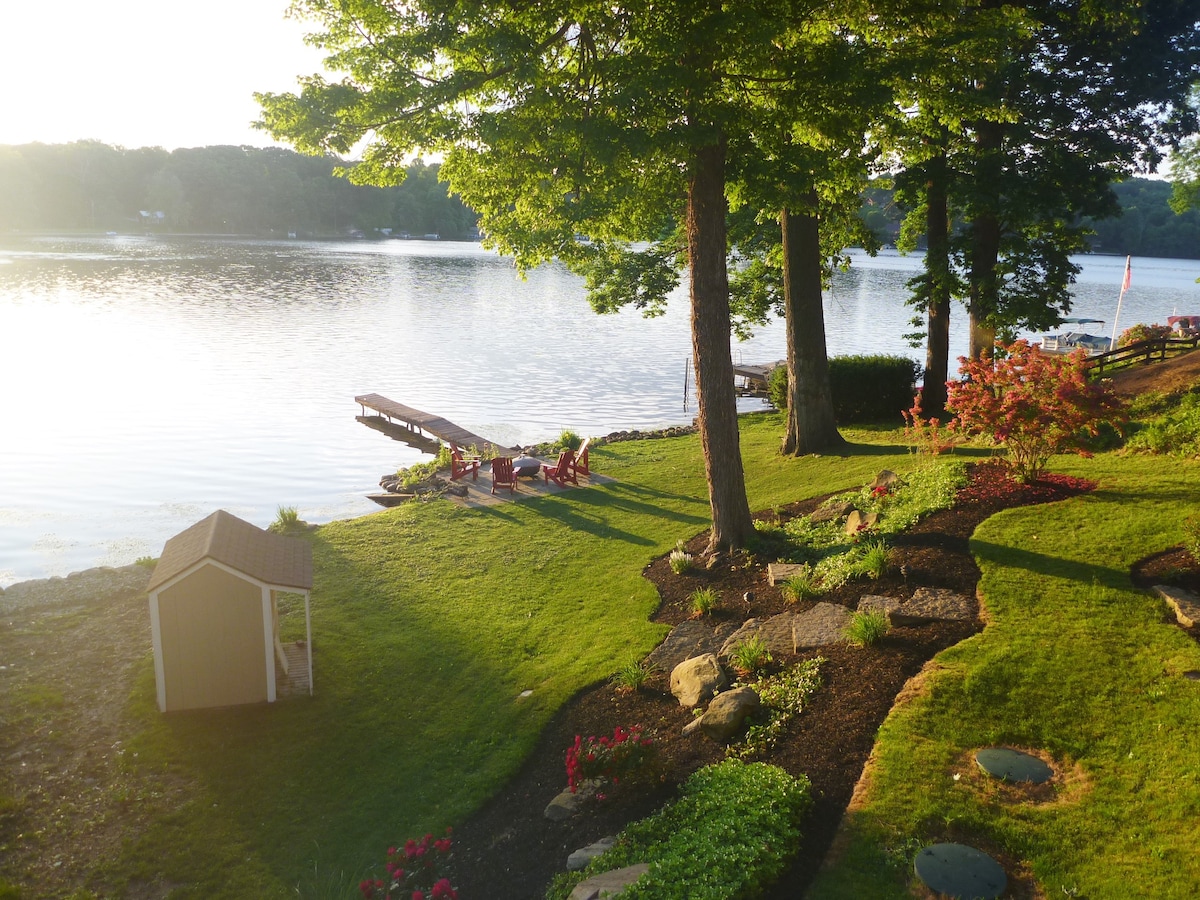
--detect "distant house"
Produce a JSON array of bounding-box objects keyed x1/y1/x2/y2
[{"x1": 146, "y1": 510, "x2": 313, "y2": 712}]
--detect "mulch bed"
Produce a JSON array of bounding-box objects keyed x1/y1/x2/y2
[{"x1": 447, "y1": 461, "x2": 1099, "y2": 898}]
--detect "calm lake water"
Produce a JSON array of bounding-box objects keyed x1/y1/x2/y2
[{"x1": 1, "y1": 235, "x2": 1197, "y2": 585}]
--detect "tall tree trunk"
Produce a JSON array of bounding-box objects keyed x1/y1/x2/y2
[
  {"x1": 780, "y1": 197, "x2": 844, "y2": 455},
  {"x1": 968, "y1": 121, "x2": 1003, "y2": 360},
  {"x1": 922, "y1": 147, "x2": 952, "y2": 418},
  {"x1": 686, "y1": 139, "x2": 754, "y2": 553}
]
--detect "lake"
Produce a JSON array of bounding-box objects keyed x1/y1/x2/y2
[{"x1": 1, "y1": 235, "x2": 1197, "y2": 585}]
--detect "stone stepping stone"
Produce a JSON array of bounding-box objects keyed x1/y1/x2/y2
[
  {"x1": 719, "y1": 618, "x2": 764, "y2": 658},
  {"x1": 1152, "y1": 584, "x2": 1200, "y2": 628},
  {"x1": 858, "y1": 594, "x2": 901, "y2": 618},
  {"x1": 569, "y1": 863, "x2": 650, "y2": 900},
  {"x1": 891, "y1": 587, "x2": 975, "y2": 624},
  {"x1": 914, "y1": 843, "x2": 1006, "y2": 899},
  {"x1": 975, "y1": 747, "x2": 1053, "y2": 784},
  {"x1": 792, "y1": 602, "x2": 853, "y2": 650},
  {"x1": 645, "y1": 619, "x2": 739, "y2": 675}
]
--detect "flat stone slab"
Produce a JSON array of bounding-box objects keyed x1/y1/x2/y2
[
  {"x1": 757, "y1": 612, "x2": 800, "y2": 656},
  {"x1": 792, "y1": 602, "x2": 854, "y2": 650},
  {"x1": 645, "y1": 619, "x2": 739, "y2": 674},
  {"x1": 914, "y1": 843, "x2": 1006, "y2": 900},
  {"x1": 1152, "y1": 584, "x2": 1200, "y2": 628},
  {"x1": 975, "y1": 747, "x2": 1053, "y2": 784},
  {"x1": 569, "y1": 863, "x2": 650, "y2": 900},
  {"x1": 568, "y1": 836, "x2": 617, "y2": 871},
  {"x1": 858, "y1": 594, "x2": 902, "y2": 618},
  {"x1": 768, "y1": 563, "x2": 808, "y2": 586},
  {"x1": 891, "y1": 587, "x2": 975, "y2": 624}
]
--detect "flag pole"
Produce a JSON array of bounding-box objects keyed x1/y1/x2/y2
[{"x1": 1109, "y1": 256, "x2": 1131, "y2": 351}]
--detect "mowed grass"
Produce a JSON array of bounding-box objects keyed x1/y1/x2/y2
[
  {"x1": 808, "y1": 452, "x2": 1200, "y2": 899},
  {"x1": 100, "y1": 413, "x2": 920, "y2": 898}
]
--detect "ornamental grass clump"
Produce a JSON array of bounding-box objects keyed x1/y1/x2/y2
[
  {"x1": 610, "y1": 659, "x2": 651, "y2": 693},
  {"x1": 669, "y1": 541, "x2": 694, "y2": 574},
  {"x1": 782, "y1": 566, "x2": 821, "y2": 602},
  {"x1": 728, "y1": 635, "x2": 772, "y2": 677},
  {"x1": 565, "y1": 725, "x2": 656, "y2": 794},
  {"x1": 359, "y1": 829, "x2": 458, "y2": 900},
  {"x1": 844, "y1": 610, "x2": 891, "y2": 648},
  {"x1": 852, "y1": 538, "x2": 892, "y2": 580},
  {"x1": 948, "y1": 340, "x2": 1124, "y2": 482},
  {"x1": 690, "y1": 587, "x2": 719, "y2": 617}
]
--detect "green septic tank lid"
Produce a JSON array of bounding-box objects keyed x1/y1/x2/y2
[
  {"x1": 974, "y1": 747, "x2": 1053, "y2": 784},
  {"x1": 1183, "y1": 670, "x2": 1200, "y2": 681},
  {"x1": 914, "y1": 842, "x2": 1007, "y2": 899}
]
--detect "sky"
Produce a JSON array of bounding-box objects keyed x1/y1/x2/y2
[{"x1": 0, "y1": 1, "x2": 327, "y2": 150}]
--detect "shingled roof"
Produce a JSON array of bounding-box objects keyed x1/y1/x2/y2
[{"x1": 146, "y1": 510, "x2": 313, "y2": 593}]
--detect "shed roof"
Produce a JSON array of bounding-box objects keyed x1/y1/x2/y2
[{"x1": 147, "y1": 510, "x2": 313, "y2": 593}]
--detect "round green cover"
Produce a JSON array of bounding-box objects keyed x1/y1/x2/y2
[
  {"x1": 1184, "y1": 670, "x2": 1200, "y2": 681},
  {"x1": 975, "y1": 747, "x2": 1053, "y2": 784},
  {"x1": 914, "y1": 842, "x2": 1007, "y2": 899}
]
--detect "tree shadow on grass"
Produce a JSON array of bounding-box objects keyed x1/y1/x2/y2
[{"x1": 970, "y1": 539, "x2": 1130, "y2": 589}]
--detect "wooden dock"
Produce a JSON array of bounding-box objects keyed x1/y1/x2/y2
[
  {"x1": 734, "y1": 360, "x2": 784, "y2": 396},
  {"x1": 355, "y1": 393, "x2": 513, "y2": 453}
]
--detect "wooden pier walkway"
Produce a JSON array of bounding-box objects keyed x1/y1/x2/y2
[{"x1": 355, "y1": 393, "x2": 511, "y2": 453}]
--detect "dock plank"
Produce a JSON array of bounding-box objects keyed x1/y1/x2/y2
[{"x1": 355, "y1": 393, "x2": 513, "y2": 453}]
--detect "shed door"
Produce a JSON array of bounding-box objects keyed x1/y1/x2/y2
[{"x1": 158, "y1": 564, "x2": 267, "y2": 710}]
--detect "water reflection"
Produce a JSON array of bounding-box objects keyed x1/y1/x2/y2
[{"x1": 0, "y1": 236, "x2": 1196, "y2": 584}]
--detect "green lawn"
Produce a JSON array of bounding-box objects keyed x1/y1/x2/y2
[
  {"x1": 807, "y1": 452, "x2": 1200, "y2": 899},
  {"x1": 101, "y1": 414, "x2": 918, "y2": 898},
  {"x1": 96, "y1": 413, "x2": 1200, "y2": 899}
]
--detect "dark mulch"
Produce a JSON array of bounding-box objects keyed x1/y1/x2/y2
[{"x1": 447, "y1": 462, "x2": 1097, "y2": 899}]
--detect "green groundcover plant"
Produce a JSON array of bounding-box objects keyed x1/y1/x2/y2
[{"x1": 546, "y1": 760, "x2": 812, "y2": 900}]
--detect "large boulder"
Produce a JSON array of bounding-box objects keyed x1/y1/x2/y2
[
  {"x1": 670, "y1": 654, "x2": 728, "y2": 708},
  {"x1": 683, "y1": 686, "x2": 761, "y2": 743}
]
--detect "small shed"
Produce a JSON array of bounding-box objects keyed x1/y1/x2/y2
[{"x1": 146, "y1": 510, "x2": 313, "y2": 713}]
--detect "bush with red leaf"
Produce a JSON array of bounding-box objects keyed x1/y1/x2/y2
[{"x1": 948, "y1": 341, "x2": 1123, "y2": 482}]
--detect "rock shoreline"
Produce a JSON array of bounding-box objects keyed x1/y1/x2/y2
[{"x1": 0, "y1": 563, "x2": 151, "y2": 614}]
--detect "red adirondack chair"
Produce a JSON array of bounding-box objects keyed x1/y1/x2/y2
[
  {"x1": 542, "y1": 449, "x2": 578, "y2": 487},
  {"x1": 491, "y1": 456, "x2": 517, "y2": 494},
  {"x1": 450, "y1": 443, "x2": 480, "y2": 481},
  {"x1": 570, "y1": 437, "x2": 590, "y2": 478}
]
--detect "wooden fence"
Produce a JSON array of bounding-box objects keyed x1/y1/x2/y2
[{"x1": 1083, "y1": 335, "x2": 1200, "y2": 377}]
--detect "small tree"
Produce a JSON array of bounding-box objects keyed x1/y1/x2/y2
[{"x1": 947, "y1": 340, "x2": 1122, "y2": 482}]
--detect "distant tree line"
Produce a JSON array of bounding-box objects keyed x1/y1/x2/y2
[
  {"x1": 0, "y1": 141, "x2": 479, "y2": 239},
  {"x1": 857, "y1": 177, "x2": 1200, "y2": 260}
]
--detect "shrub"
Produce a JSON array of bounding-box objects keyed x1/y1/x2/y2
[
  {"x1": 844, "y1": 610, "x2": 891, "y2": 647},
  {"x1": 610, "y1": 659, "x2": 651, "y2": 693},
  {"x1": 559, "y1": 429, "x2": 582, "y2": 451},
  {"x1": 1124, "y1": 391, "x2": 1200, "y2": 457},
  {"x1": 828, "y1": 354, "x2": 921, "y2": 424},
  {"x1": 546, "y1": 760, "x2": 812, "y2": 900},
  {"x1": 396, "y1": 445, "x2": 453, "y2": 489},
  {"x1": 1184, "y1": 514, "x2": 1200, "y2": 566},
  {"x1": 359, "y1": 829, "x2": 457, "y2": 900},
  {"x1": 668, "y1": 541, "x2": 694, "y2": 575},
  {"x1": 781, "y1": 566, "x2": 821, "y2": 602},
  {"x1": 728, "y1": 635, "x2": 772, "y2": 677},
  {"x1": 565, "y1": 725, "x2": 656, "y2": 794},
  {"x1": 134, "y1": 556, "x2": 157, "y2": 568},
  {"x1": 948, "y1": 340, "x2": 1124, "y2": 482},
  {"x1": 1117, "y1": 322, "x2": 1172, "y2": 347},
  {"x1": 690, "y1": 588, "x2": 719, "y2": 617},
  {"x1": 767, "y1": 363, "x2": 788, "y2": 412}
]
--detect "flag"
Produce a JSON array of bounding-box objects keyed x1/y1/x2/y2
[{"x1": 1121, "y1": 256, "x2": 1131, "y2": 293}]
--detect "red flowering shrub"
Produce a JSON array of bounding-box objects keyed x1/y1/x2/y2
[
  {"x1": 902, "y1": 395, "x2": 963, "y2": 456},
  {"x1": 359, "y1": 829, "x2": 458, "y2": 900},
  {"x1": 1117, "y1": 323, "x2": 1172, "y2": 347},
  {"x1": 565, "y1": 725, "x2": 656, "y2": 794},
  {"x1": 947, "y1": 341, "x2": 1123, "y2": 482}
]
